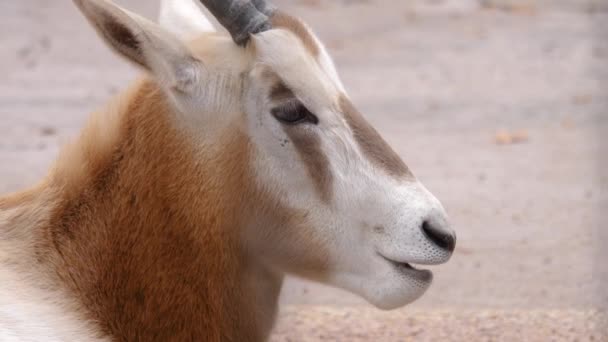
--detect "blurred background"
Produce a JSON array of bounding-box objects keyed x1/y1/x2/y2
[{"x1": 0, "y1": 0, "x2": 606, "y2": 340}]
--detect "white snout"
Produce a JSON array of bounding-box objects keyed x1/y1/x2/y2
[{"x1": 334, "y1": 181, "x2": 455, "y2": 310}]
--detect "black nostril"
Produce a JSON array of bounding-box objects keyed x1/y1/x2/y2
[{"x1": 422, "y1": 220, "x2": 456, "y2": 252}]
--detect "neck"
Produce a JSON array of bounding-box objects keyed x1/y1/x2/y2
[{"x1": 30, "y1": 80, "x2": 282, "y2": 341}]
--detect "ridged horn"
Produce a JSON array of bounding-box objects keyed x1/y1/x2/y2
[{"x1": 197, "y1": 0, "x2": 274, "y2": 46}]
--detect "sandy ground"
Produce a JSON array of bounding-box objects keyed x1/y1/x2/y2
[
  {"x1": 270, "y1": 307, "x2": 607, "y2": 341},
  {"x1": 1, "y1": 0, "x2": 606, "y2": 340}
]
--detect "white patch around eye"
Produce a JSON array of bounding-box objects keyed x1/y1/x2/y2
[{"x1": 158, "y1": 0, "x2": 215, "y2": 40}]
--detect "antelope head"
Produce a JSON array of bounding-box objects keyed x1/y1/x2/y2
[{"x1": 73, "y1": 0, "x2": 455, "y2": 309}]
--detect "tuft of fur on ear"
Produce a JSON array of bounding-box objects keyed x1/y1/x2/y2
[
  {"x1": 73, "y1": 0, "x2": 201, "y2": 93},
  {"x1": 159, "y1": 0, "x2": 216, "y2": 41}
]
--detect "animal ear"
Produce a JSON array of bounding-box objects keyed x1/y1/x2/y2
[
  {"x1": 159, "y1": 0, "x2": 216, "y2": 40},
  {"x1": 73, "y1": 0, "x2": 200, "y2": 92}
]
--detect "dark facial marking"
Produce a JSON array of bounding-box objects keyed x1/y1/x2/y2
[
  {"x1": 270, "y1": 81, "x2": 294, "y2": 102},
  {"x1": 339, "y1": 95, "x2": 411, "y2": 178},
  {"x1": 283, "y1": 128, "x2": 333, "y2": 203}
]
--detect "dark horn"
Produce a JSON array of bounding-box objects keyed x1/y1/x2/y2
[
  {"x1": 251, "y1": 0, "x2": 276, "y2": 16},
  {"x1": 198, "y1": 0, "x2": 272, "y2": 46}
]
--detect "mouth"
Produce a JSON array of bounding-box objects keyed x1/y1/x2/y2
[{"x1": 378, "y1": 254, "x2": 433, "y2": 283}]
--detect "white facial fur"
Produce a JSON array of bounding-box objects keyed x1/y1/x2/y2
[
  {"x1": 158, "y1": 0, "x2": 456, "y2": 309},
  {"x1": 243, "y1": 27, "x2": 454, "y2": 308}
]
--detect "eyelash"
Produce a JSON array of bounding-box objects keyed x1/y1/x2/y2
[{"x1": 271, "y1": 100, "x2": 319, "y2": 125}]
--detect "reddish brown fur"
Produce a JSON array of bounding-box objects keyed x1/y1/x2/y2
[
  {"x1": 1, "y1": 79, "x2": 283, "y2": 341},
  {"x1": 0, "y1": 182, "x2": 46, "y2": 210},
  {"x1": 53, "y1": 80, "x2": 263, "y2": 340},
  {"x1": 0, "y1": 7, "x2": 346, "y2": 339}
]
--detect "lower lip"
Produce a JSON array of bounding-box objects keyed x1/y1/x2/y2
[{"x1": 381, "y1": 256, "x2": 433, "y2": 282}]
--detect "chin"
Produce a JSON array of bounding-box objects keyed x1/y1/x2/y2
[{"x1": 359, "y1": 267, "x2": 434, "y2": 310}]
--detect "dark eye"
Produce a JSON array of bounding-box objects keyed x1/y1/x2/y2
[{"x1": 271, "y1": 101, "x2": 319, "y2": 125}]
